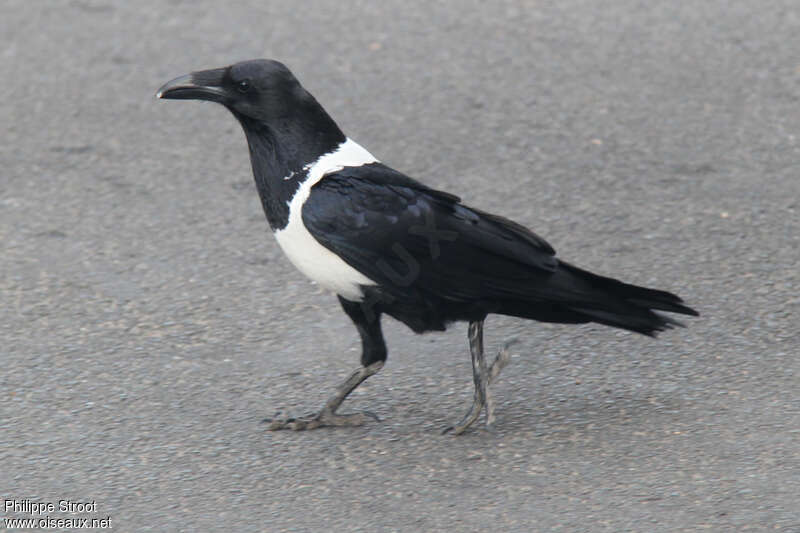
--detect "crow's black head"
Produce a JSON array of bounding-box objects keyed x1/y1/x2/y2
[
  {"x1": 158, "y1": 59, "x2": 347, "y2": 229},
  {"x1": 157, "y1": 59, "x2": 315, "y2": 123}
]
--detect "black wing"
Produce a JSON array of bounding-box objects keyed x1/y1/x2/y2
[{"x1": 301, "y1": 163, "x2": 558, "y2": 304}]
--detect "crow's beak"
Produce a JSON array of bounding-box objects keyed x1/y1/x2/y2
[{"x1": 156, "y1": 68, "x2": 227, "y2": 102}]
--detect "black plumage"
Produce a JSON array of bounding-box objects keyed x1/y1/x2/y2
[{"x1": 158, "y1": 59, "x2": 698, "y2": 434}]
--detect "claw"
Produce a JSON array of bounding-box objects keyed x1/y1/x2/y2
[
  {"x1": 261, "y1": 411, "x2": 284, "y2": 425},
  {"x1": 361, "y1": 410, "x2": 381, "y2": 423},
  {"x1": 267, "y1": 410, "x2": 378, "y2": 431}
]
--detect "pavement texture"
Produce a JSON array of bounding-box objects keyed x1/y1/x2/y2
[{"x1": 2, "y1": 1, "x2": 799, "y2": 531}]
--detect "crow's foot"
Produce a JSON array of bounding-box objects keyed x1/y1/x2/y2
[
  {"x1": 263, "y1": 361, "x2": 384, "y2": 431},
  {"x1": 264, "y1": 409, "x2": 379, "y2": 431}
]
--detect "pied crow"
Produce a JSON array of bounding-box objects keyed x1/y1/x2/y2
[{"x1": 157, "y1": 59, "x2": 698, "y2": 434}]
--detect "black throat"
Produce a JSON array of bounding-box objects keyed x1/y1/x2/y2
[{"x1": 233, "y1": 105, "x2": 345, "y2": 231}]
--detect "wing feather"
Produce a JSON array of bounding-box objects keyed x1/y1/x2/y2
[{"x1": 301, "y1": 165, "x2": 557, "y2": 303}]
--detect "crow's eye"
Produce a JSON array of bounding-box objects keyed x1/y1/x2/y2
[{"x1": 236, "y1": 79, "x2": 252, "y2": 93}]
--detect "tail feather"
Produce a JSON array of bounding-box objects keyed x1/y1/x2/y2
[{"x1": 557, "y1": 261, "x2": 698, "y2": 337}]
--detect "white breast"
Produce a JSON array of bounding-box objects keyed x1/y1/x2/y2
[{"x1": 273, "y1": 138, "x2": 379, "y2": 301}]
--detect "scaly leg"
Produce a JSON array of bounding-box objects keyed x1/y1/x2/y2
[
  {"x1": 484, "y1": 338, "x2": 516, "y2": 427},
  {"x1": 264, "y1": 361, "x2": 384, "y2": 430},
  {"x1": 264, "y1": 296, "x2": 387, "y2": 431},
  {"x1": 445, "y1": 322, "x2": 516, "y2": 435},
  {"x1": 445, "y1": 320, "x2": 488, "y2": 434}
]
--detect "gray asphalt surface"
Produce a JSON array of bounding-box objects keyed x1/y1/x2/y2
[{"x1": 2, "y1": 1, "x2": 799, "y2": 531}]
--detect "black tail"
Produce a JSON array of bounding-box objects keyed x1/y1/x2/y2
[
  {"x1": 547, "y1": 261, "x2": 699, "y2": 336},
  {"x1": 504, "y1": 261, "x2": 699, "y2": 337}
]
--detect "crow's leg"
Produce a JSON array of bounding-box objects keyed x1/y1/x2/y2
[
  {"x1": 445, "y1": 320, "x2": 489, "y2": 434},
  {"x1": 445, "y1": 322, "x2": 515, "y2": 435},
  {"x1": 265, "y1": 361, "x2": 383, "y2": 430},
  {"x1": 484, "y1": 338, "x2": 516, "y2": 427},
  {"x1": 265, "y1": 296, "x2": 387, "y2": 431}
]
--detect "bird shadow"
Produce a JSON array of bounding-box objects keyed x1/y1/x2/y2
[{"x1": 387, "y1": 381, "x2": 690, "y2": 442}]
